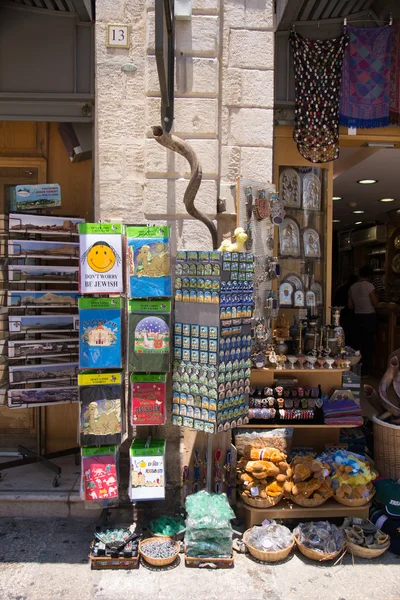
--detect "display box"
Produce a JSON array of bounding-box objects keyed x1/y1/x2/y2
[
  {"x1": 129, "y1": 439, "x2": 166, "y2": 501},
  {"x1": 172, "y1": 250, "x2": 254, "y2": 433}
]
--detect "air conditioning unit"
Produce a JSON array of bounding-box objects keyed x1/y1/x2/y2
[
  {"x1": 338, "y1": 230, "x2": 352, "y2": 251},
  {"x1": 351, "y1": 225, "x2": 387, "y2": 247}
]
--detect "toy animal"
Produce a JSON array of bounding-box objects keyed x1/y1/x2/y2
[{"x1": 218, "y1": 227, "x2": 248, "y2": 253}]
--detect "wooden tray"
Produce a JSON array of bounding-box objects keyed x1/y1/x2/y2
[
  {"x1": 184, "y1": 554, "x2": 234, "y2": 569},
  {"x1": 89, "y1": 552, "x2": 139, "y2": 570}
]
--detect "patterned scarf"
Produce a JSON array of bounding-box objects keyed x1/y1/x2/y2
[
  {"x1": 390, "y1": 21, "x2": 400, "y2": 125},
  {"x1": 340, "y1": 25, "x2": 392, "y2": 128},
  {"x1": 290, "y1": 30, "x2": 348, "y2": 164}
]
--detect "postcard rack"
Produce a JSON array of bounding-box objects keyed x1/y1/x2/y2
[{"x1": 0, "y1": 212, "x2": 84, "y2": 486}]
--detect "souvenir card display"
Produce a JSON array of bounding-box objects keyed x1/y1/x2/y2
[
  {"x1": 81, "y1": 445, "x2": 119, "y2": 503},
  {"x1": 8, "y1": 213, "x2": 84, "y2": 236},
  {"x1": 79, "y1": 297, "x2": 123, "y2": 370},
  {"x1": 172, "y1": 250, "x2": 254, "y2": 433},
  {"x1": 248, "y1": 384, "x2": 323, "y2": 424},
  {"x1": 8, "y1": 265, "x2": 78, "y2": 285},
  {"x1": 8, "y1": 239, "x2": 79, "y2": 259},
  {"x1": 128, "y1": 299, "x2": 171, "y2": 373},
  {"x1": 126, "y1": 225, "x2": 171, "y2": 298},
  {"x1": 174, "y1": 250, "x2": 222, "y2": 304},
  {"x1": 130, "y1": 373, "x2": 166, "y2": 426},
  {"x1": 129, "y1": 438, "x2": 166, "y2": 501},
  {"x1": 78, "y1": 372, "x2": 124, "y2": 447},
  {"x1": 7, "y1": 385, "x2": 78, "y2": 409},
  {"x1": 79, "y1": 223, "x2": 123, "y2": 294},
  {"x1": 7, "y1": 291, "x2": 79, "y2": 309}
]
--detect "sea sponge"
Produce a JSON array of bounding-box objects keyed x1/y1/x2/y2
[
  {"x1": 293, "y1": 463, "x2": 312, "y2": 482},
  {"x1": 245, "y1": 460, "x2": 280, "y2": 479}
]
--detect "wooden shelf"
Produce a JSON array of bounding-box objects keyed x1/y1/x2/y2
[
  {"x1": 240, "y1": 499, "x2": 371, "y2": 526},
  {"x1": 252, "y1": 368, "x2": 346, "y2": 375},
  {"x1": 237, "y1": 424, "x2": 352, "y2": 429}
]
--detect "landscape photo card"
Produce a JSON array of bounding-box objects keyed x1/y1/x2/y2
[
  {"x1": 9, "y1": 362, "x2": 78, "y2": 385},
  {"x1": 8, "y1": 338, "x2": 79, "y2": 360},
  {"x1": 8, "y1": 265, "x2": 78, "y2": 285},
  {"x1": 79, "y1": 297, "x2": 123, "y2": 369},
  {"x1": 8, "y1": 385, "x2": 79, "y2": 409},
  {"x1": 9, "y1": 213, "x2": 84, "y2": 236},
  {"x1": 8, "y1": 239, "x2": 79, "y2": 260},
  {"x1": 126, "y1": 225, "x2": 171, "y2": 298},
  {"x1": 9, "y1": 314, "x2": 79, "y2": 335},
  {"x1": 79, "y1": 223, "x2": 123, "y2": 294},
  {"x1": 7, "y1": 290, "x2": 79, "y2": 308}
]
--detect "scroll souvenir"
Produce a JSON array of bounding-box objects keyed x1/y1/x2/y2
[
  {"x1": 279, "y1": 218, "x2": 300, "y2": 257},
  {"x1": 303, "y1": 228, "x2": 321, "y2": 258},
  {"x1": 79, "y1": 222, "x2": 123, "y2": 294},
  {"x1": 129, "y1": 439, "x2": 166, "y2": 501},
  {"x1": 81, "y1": 445, "x2": 119, "y2": 502},
  {"x1": 79, "y1": 297, "x2": 122, "y2": 369},
  {"x1": 130, "y1": 373, "x2": 166, "y2": 426},
  {"x1": 78, "y1": 372, "x2": 123, "y2": 446},
  {"x1": 128, "y1": 299, "x2": 171, "y2": 372},
  {"x1": 279, "y1": 168, "x2": 301, "y2": 208},
  {"x1": 126, "y1": 225, "x2": 171, "y2": 298}
]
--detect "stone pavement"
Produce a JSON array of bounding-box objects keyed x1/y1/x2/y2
[{"x1": 0, "y1": 517, "x2": 399, "y2": 600}]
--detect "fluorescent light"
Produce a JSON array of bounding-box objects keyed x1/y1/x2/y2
[
  {"x1": 364, "y1": 142, "x2": 396, "y2": 148},
  {"x1": 333, "y1": 219, "x2": 341, "y2": 223},
  {"x1": 353, "y1": 210, "x2": 364, "y2": 214},
  {"x1": 355, "y1": 221, "x2": 363, "y2": 225},
  {"x1": 379, "y1": 198, "x2": 395, "y2": 203},
  {"x1": 358, "y1": 179, "x2": 378, "y2": 184},
  {"x1": 332, "y1": 196, "x2": 342, "y2": 200}
]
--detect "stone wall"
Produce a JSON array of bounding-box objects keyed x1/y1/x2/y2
[{"x1": 95, "y1": 0, "x2": 275, "y2": 503}]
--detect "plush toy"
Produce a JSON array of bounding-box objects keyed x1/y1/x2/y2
[{"x1": 218, "y1": 227, "x2": 248, "y2": 253}]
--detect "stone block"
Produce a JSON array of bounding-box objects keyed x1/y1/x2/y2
[
  {"x1": 144, "y1": 179, "x2": 217, "y2": 216},
  {"x1": 192, "y1": 0, "x2": 220, "y2": 13},
  {"x1": 98, "y1": 181, "x2": 145, "y2": 222},
  {"x1": 240, "y1": 146, "x2": 273, "y2": 181},
  {"x1": 222, "y1": 69, "x2": 242, "y2": 106},
  {"x1": 176, "y1": 16, "x2": 219, "y2": 57},
  {"x1": 176, "y1": 217, "x2": 218, "y2": 250},
  {"x1": 146, "y1": 10, "x2": 155, "y2": 53},
  {"x1": 124, "y1": 142, "x2": 146, "y2": 180},
  {"x1": 229, "y1": 29, "x2": 274, "y2": 69},
  {"x1": 98, "y1": 143, "x2": 124, "y2": 181},
  {"x1": 177, "y1": 139, "x2": 219, "y2": 177},
  {"x1": 229, "y1": 107, "x2": 273, "y2": 146},
  {"x1": 221, "y1": 106, "x2": 230, "y2": 145},
  {"x1": 97, "y1": 100, "x2": 146, "y2": 142},
  {"x1": 241, "y1": 69, "x2": 274, "y2": 108},
  {"x1": 146, "y1": 98, "x2": 218, "y2": 137},
  {"x1": 95, "y1": 0, "x2": 126, "y2": 22},
  {"x1": 220, "y1": 145, "x2": 241, "y2": 181},
  {"x1": 245, "y1": 0, "x2": 274, "y2": 29},
  {"x1": 224, "y1": 0, "x2": 245, "y2": 27},
  {"x1": 146, "y1": 56, "x2": 218, "y2": 97}
]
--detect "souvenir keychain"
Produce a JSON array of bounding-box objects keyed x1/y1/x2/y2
[
  {"x1": 253, "y1": 189, "x2": 270, "y2": 221},
  {"x1": 224, "y1": 450, "x2": 232, "y2": 497},
  {"x1": 182, "y1": 465, "x2": 189, "y2": 500},
  {"x1": 214, "y1": 448, "x2": 222, "y2": 494}
]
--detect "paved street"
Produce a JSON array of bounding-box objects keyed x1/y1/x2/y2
[{"x1": 0, "y1": 517, "x2": 399, "y2": 600}]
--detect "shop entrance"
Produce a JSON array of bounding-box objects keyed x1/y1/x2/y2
[{"x1": 332, "y1": 127, "x2": 400, "y2": 376}]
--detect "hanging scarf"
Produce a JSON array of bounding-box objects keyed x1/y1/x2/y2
[
  {"x1": 390, "y1": 21, "x2": 400, "y2": 125},
  {"x1": 340, "y1": 25, "x2": 392, "y2": 128},
  {"x1": 290, "y1": 30, "x2": 348, "y2": 164}
]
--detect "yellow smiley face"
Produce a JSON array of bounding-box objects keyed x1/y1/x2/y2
[{"x1": 87, "y1": 243, "x2": 116, "y2": 273}]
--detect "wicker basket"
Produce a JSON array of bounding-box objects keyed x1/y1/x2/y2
[
  {"x1": 334, "y1": 490, "x2": 375, "y2": 507},
  {"x1": 346, "y1": 539, "x2": 390, "y2": 559},
  {"x1": 139, "y1": 537, "x2": 180, "y2": 567},
  {"x1": 295, "y1": 537, "x2": 344, "y2": 562},
  {"x1": 241, "y1": 492, "x2": 283, "y2": 508},
  {"x1": 373, "y1": 413, "x2": 400, "y2": 479},
  {"x1": 288, "y1": 493, "x2": 330, "y2": 507},
  {"x1": 243, "y1": 529, "x2": 294, "y2": 562}
]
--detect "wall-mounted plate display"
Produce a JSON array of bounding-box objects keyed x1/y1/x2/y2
[
  {"x1": 279, "y1": 217, "x2": 301, "y2": 257},
  {"x1": 279, "y1": 281, "x2": 294, "y2": 306},
  {"x1": 302, "y1": 173, "x2": 321, "y2": 211},
  {"x1": 279, "y1": 168, "x2": 301, "y2": 208},
  {"x1": 303, "y1": 228, "x2": 321, "y2": 258}
]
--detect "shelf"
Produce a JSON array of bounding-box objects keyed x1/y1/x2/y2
[
  {"x1": 240, "y1": 498, "x2": 371, "y2": 526},
  {"x1": 236, "y1": 423, "x2": 354, "y2": 429},
  {"x1": 252, "y1": 368, "x2": 346, "y2": 374},
  {"x1": 373, "y1": 269, "x2": 385, "y2": 273},
  {"x1": 368, "y1": 250, "x2": 386, "y2": 256}
]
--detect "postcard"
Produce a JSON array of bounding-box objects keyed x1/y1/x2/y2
[
  {"x1": 8, "y1": 265, "x2": 78, "y2": 284},
  {"x1": 7, "y1": 290, "x2": 79, "y2": 308},
  {"x1": 78, "y1": 297, "x2": 122, "y2": 369},
  {"x1": 8, "y1": 338, "x2": 79, "y2": 359},
  {"x1": 79, "y1": 223, "x2": 123, "y2": 294},
  {"x1": 8, "y1": 386, "x2": 79, "y2": 409},
  {"x1": 9, "y1": 213, "x2": 84, "y2": 236},
  {"x1": 9, "y1": 314, "x2": 79, "y2": 334},
  {"x1": 126, "y1": 225, "x2": 171, "y2": 298},
  {"x1": 8, "y1": 239, "x2": 79, "y2": 260},
  {"x1": 9, "y1": 362, "x2": 78, "y2": 385},
  {"x1": 13, "y1": 184, "x2": 61, "y2": 211}
]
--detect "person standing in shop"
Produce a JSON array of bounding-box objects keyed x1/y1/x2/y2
[{"x1": 348, "y1": 265, "x2": 379, "y2": 376}]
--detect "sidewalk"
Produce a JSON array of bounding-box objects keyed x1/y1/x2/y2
[{"x1": 0, "y1": 517, "x2": 399, "y2": 600}]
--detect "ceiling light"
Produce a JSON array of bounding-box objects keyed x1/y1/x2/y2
[
  {"x1": 333, "y1": 219, "x2": 341, "y2": 223},
  {"x1": 353, "y1": 210, "x2": 364, "y2": 214},
  {"x1": 355, "y1": 221, "x2": 363, "y2": 225},
  {"x1": 379, "y1": 198, "x2": 395, "y2": 203},
  {"x1": 332, "y1": 196, "x2": 342, "y2": 200},
  {"x1": 363, "y1": 142, "x2": 396, "y2": 148},
  {"x1": 358, "y1": 179, "x2": 378, "y2": 184}
]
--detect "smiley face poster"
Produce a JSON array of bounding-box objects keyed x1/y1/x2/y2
[{"x1": 79, "y1": 223, "x2": 123, "y2": 293}]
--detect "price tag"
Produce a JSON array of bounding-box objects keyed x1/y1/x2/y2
[{"x1": 106, "y1": 25, "x2": 129, "y2": 48}]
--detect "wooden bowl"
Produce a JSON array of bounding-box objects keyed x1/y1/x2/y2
[
  {"x1": 241, "y1": 492, "x2": 283, "y2": 508},
  {"x1": 139, "y1": 536, "x2": 180, "y2": 567},
  {"x1": 243, "y1": 529, "x2": 294, "y2": 562},
  {"x1": 295, "y1": 536, "x2": 344, "y2": 562}
]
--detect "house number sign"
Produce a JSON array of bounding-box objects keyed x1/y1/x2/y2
[{"x1": 107, "y1": 25, "x2": 129, "y2": 48}]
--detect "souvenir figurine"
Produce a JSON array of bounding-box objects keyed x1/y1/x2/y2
[{"x1": 218, "y1": 227, "x2": 248, "y2": 253}]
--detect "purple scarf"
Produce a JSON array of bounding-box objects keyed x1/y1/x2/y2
[{"x1": 340, "y1": 25, "x2": 392, "y2": 128}]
